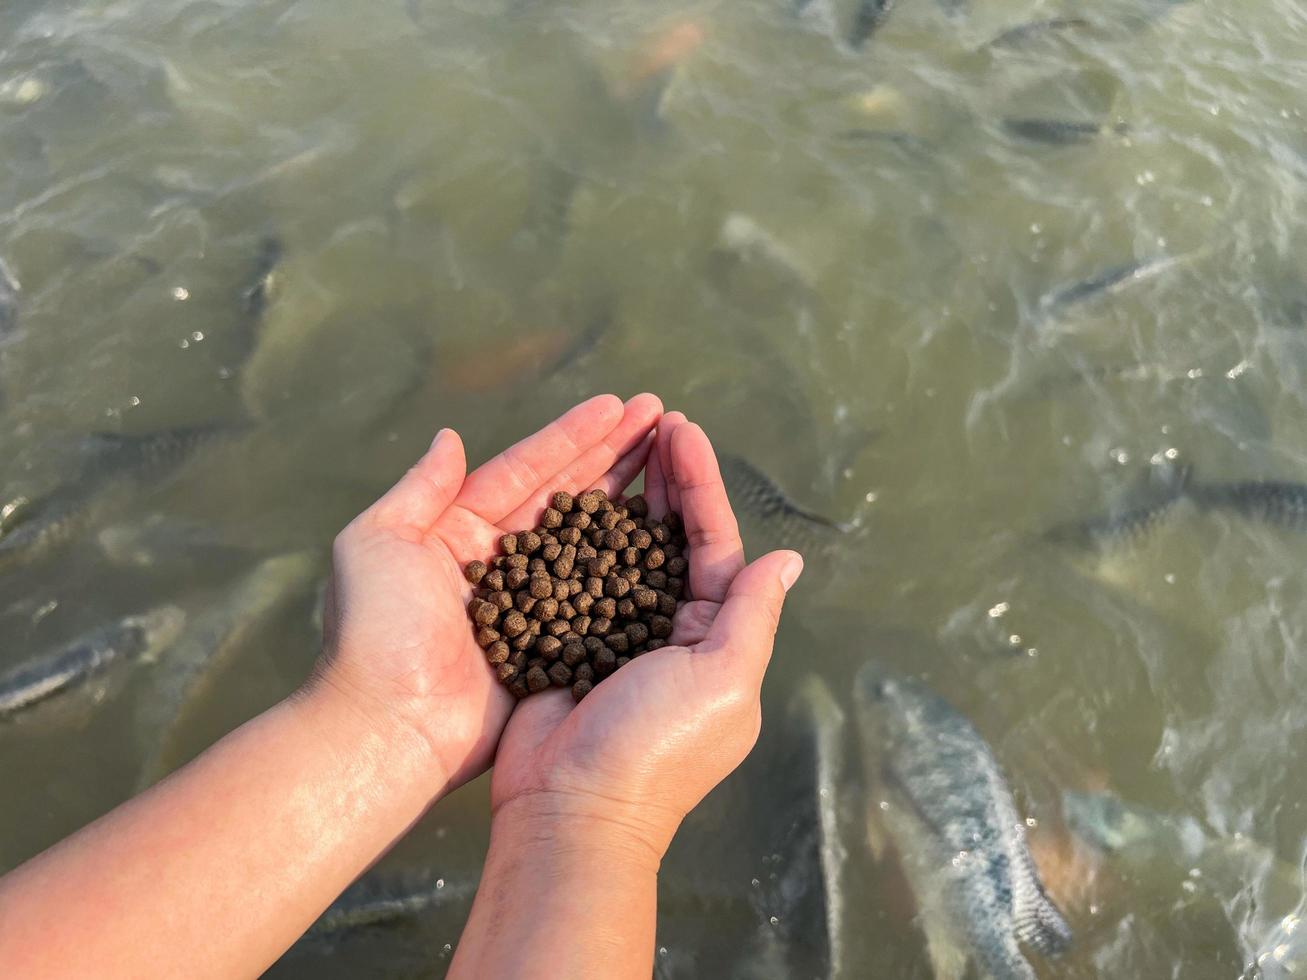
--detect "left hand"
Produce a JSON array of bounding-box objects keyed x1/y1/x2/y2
[{"x1": 314, "y1": 393, "x2": 663, "y2": 795}]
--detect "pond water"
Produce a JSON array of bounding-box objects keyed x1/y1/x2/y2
[{"x1": 3, "y1": 0, "x2": 1307, "y2": 976}]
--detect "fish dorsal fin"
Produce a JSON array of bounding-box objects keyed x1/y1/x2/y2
[{"x1": 1011, "y1": 845, "x2": 1073, "y2": 957}]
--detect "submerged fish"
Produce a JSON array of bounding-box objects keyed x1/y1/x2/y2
[
  {"x1": 781, "y1": 676, "x2": 849, "y2": 977},
  {"x1": 983, "y1": 18, "x2": 1092, "y2": 50},
  {"x1": 720, "y1": 454, "x2": 854, "y2": 554},
  {"x1": 854, "y1": 662, "x2": 1071, "y2": 979},
  {"x1": 304, "y1": 870, "x2": 476, "y2": 940},
  {"x1": 0, "y1": 257, "x2": 19, "y2": 337},
  {"x1": 241, "y1": 235, "x2": 282, "y2": 318},
  {"x1": 0, "y1": 606, "x2": 186, "y2": 720},
  {"x1": 850, "y1": 0, "x2": 897, "y2": 47},
  {"x1": 1039, "y1": 252, "x2": 1201, "y2": 316},
  {"x1": 97, "y1": 513, "x2": 264, "y2": 570},
  {"x1": 135, "y1": 551, "x2": 318, "y2": 787},
  {"x1": 0, "y1": 422, "x2": 237, "y2": 573},
  {"x1": 1004, "y1": 118, "x2": 1129, "y2": 146}
]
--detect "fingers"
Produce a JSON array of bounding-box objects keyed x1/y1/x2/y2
[
  {"x1": 651, "y1": 412, "x2": 688, "y2": 517},
  {"x1": 456, "y1": 394, "x2": 625, "y2": 524},
  {"x1": 700, "y1": 550, "x2": 803, "y2": 685},
  {"x1": 643, "y1": 430, "x2": 669, "y2": 518},
  {"x1": 369, "y1": 429, "x2": 468, "y2": 532},
  {"x1": 496, "y1": 394, "x2": 662, "y2": 531},
  {"x1": 670, "y1": 422, "x2": 744, "y2": 604}
]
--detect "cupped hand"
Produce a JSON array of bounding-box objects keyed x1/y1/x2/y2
[
  {"x1": 489, "y1": 413, "x2": 804, "y2": 858},
  {"x1": 315, "y1": 393, "x2": 663, "y2": 793}
]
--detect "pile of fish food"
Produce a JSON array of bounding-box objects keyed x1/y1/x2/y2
[{"x1": 464, "y1": 489, "x2": 688, "y2": 703}]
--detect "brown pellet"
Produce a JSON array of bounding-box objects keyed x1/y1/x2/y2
[
  {"x1": 562, "y1": 642, "x2": 587, "y2": 667},
  {"x1": 548, "y1": 662, "x2": 573, "y2": 687},
  {"x1": 664, "y1": 542, "x2": 682, "y2": 560},
  {"x1": 649, "y1": 524, "x2": 670, "y2": 545},
  {"x1": 483, "y1": 569, "x2": 505, "y2": 591},
  {"x1": 486, "y1": 640, "x2": 510, "y2": 665},
  {"x1": 553, "y1": 556, "x2": 574, "y2": 578},
  {"x1": 573, "y1": 592, "x2": 594, "y2": 615},
  {"x1": 516, "y1": 531, "x2": 541, "y2": 556},
  {"x1": 553, "y1": 580, "x2": 571, "y2": 603},
  {"x1": 605, "y1": 576, "x2": 631, "y2": 599},
  {"x1": 597, "y1": 510, "x2": 619, "y2": 531},
  {"x1": 546, "y1": 619, "x2": 571, "y2": 638},
  {"x1": 621, "y1": 547, "x2": 640, "y2": 567},
  {"x1": 626, "y1": 622, "x2": 649, "y2": 646},
  {"x1": 616, "y1": 518, "x2": 637, "y2": 535},
  {"x1": 476, "y1": 626, "x2": 500, "y2": 648},
  {"x1": 617, "y1": 598, "x2": 637, "y2": 620},
  {"x1": 496, "y1": 663, "x2": 519, "y2": 682},
  {"x1": 526, "y1": 666, "x2": 550, "y2": 693},
  {"x1": 472, "y1": 600, "x2": 498, "y2": 627},
  {"x1": 665, "y1": 512, "x2": 683, "y2": 533},
  {"x1": 528, "y1": 558, "x2": 548, "y2": 575},
  {"x1": 508, "y1": 676, "x2": 530, "y2": 699},
  {"x1": 526, "y1": 657, "x2": 545, "y2": 673},
  {"x1": 528, "y1": 619, "x2": 542, "y2": 636},
  {"x1": 629, "y1": 529, "x2": 652, "y2": 550},
  {"x1": 489, "y1": 591, "x2": 514, "y2": 613},
  {"x1": 542, "y1": 507, "x2": 564, "y2": 529},
  {"x1": 560, "y1": 631, "x2": 582, "y2": 646},
  {"x1": 656, "y1": 592, "x2": 678, "y2": 617},
  {"x1": 666, "y1": 577, "x2": 684, "y2": 599},
  {"x1": 649, "y1": 615, "x2": 673, "y2": 639},
  {"x1": 605, "y1": 632, "x2": 630, "y2": 655},
  {"x1": 602, "y1": 529, "x2": 628, "y2": 550},
  {"x1": 558, "y1": 600, "x2": 576, "y2": 620},
  {"x1": 505, "y1": 553, "x2": 529, "y2": 570},
  {"x1": 577, "y1": 491, "x2": 602, "y2": 514},
  {"x1": 499, "y1": 533, "x2": 518, "y2": 555},
  {"x1": 577, "y1": 544, "x2": 598, "y2": 562},
  {"x1": 617, "y1": 567, "x2": 641, "y2": 584},
  {"x1": 583, "y1": 636, "x2": 605, "y2": 657},
  {"x1": 502, "y1": 611, "x2": 528, "y2": 638},
  {"x1": 505, "y1": 568, "x2": 529, "y2": 591},
  {"x1": 464, "y1": 560, "x2": 487, "y2": 585},
  {"x1": 594, "y1": 597, "x2": 617, "y2": 620},
  {"x1": 615, "y1": 656, "x2": 631, "y2": 668},
  {"x1": 646, "y1": 638, "x2": 668, "y2": 652},
  {"x1": 558, "y1": 525, "x2": 582, "y2": 546},
  {"x1": 527, "y1": 575, "x2": 551, "y2": 599},
  {"x1": 510, "y1": 649, "x2": 528, "y2": 668},
  {"x1": 666, "y1": 556, "x2": 688, "y2": 577},
  {"x1": 585, "y1": 577, "x2": 604, "y2": 599},
  {"x1": 571, "y1": 615, "x2": 592, "y2": 636},
  {"x1": 632, "y1": 588, "x2": 657, "y2": 611},
  {"x1": 565, "y1": 510, "x2": 592, "y2": 529},
  {"x1": 567, "y1": 578, "x2": 583, "y2": 596},
  {"x1": 572, "y1": 679, "x2": 593, "y2": 702},
  {"x1": 574, "y1": 662, "x2": 595, "y2": 684},
  {"x1": 625, "y1": 495, "x2": 649, "y2": 518},
  {"x1": 645, "y1": 570, "x2": 667, "y2": 590},
  {"x1": 511, "y1": 631, "x2": 534, "y2": 652},
  {"x1": 589, "y1": 617, "x2": 612, "y2": 637},
  {"x1": 594, "y1": 647, "x2": 617, "y2": 675},
  {"x1": 643, "y1": 548, "x2": 665, "y2": 571},
  {"x1": 515, "y1": 593, "x2": 537, "y2": 614},
  {"x1": 532, "y1": 597, "x2": 559, "y2": 621},
  {"x1": 552, "y1": 491, "x2": 575, "y2": 514},
  {"x1": 587, "y1": 527, "x2": 605, "y2": 548},
  {"x1": 542, "y1": 541, "x2": 562, "y2": 561}
]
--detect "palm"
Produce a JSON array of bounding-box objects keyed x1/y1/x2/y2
[{"x1": 324, "y1": 394, "x2": 662, "y2": 789}]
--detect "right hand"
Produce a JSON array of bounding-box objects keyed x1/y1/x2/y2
[{"x1": 488, "y1": 413, "x2": 803, "y2": 859}]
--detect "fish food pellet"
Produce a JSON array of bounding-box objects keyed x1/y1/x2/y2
[{"x1": 464, "y1": 487, "x2": 690, "y2": 703}]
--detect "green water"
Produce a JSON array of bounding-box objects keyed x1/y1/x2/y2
[{"x1": 4, "y1": 0, "x2": 1307, "y2": 975}]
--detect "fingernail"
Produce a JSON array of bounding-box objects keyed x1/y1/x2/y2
[
  {"x1": 779, "y1": 553, "x2": 804, "y2": 593},
  {"x1": 430, "y1": 428, "x2": 450, "y2": 450}
]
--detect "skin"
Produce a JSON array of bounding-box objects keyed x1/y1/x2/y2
[{"x1": 0, "y1": 394, "x2": 801, "y2": 979}]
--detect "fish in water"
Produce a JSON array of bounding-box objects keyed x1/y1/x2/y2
[
  {"x1": 850, "y1": 0, "x2": 897, "y2": 47},
  {"x1": 982, "y1": 18, "x2": 1092, "y2": 50},
  {"x1": 854, "y1": 662, "x2": 1072, "y2": 979},
  {"x1": 0, "y1": 606, "x2": 186, "y2": 720},
  {"x1": 1004, "y1": 118, "x2": 1129, "y2": 146},
  {"x1": 780, "y1": 675, "x2": 849, "y2": 977},
  {"x1": 1039, "y1": 251, "x2": 1204, "y2": 317},
  {"x1": 0, "y1": 422, "x2": 239, "y2": 573},
  {"x1": 0, "y1": 257, "x2": 19, "y2": 337},
  {"x1": 1250, "y1": 908, "x2": 1307, "y2": 979},
  {"x1": 720, "y1": 454, "x2": 854, "y2": 554},
  {"x1": 303, "y1": 869, "x2": 476, "y2": 941},
  {"x1": 241, "y1": 235, "x2": 282, "y2": 318},
  {"x1": 135, "y1": 551, "x2": 318, "y2": 788},
  {"x1": 97, "y1": 513, "x2": 266, "y2": 570}
]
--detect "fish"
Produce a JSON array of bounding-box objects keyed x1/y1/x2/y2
[
  {"x1": 720, "y1": 454, "x2": 855, "y2": 555},
  {"x1": 838, "y1": 129, "x2": 932, "y2": 156},
  {"x1": 135, "y1": 551, "x2": 318, "y2": 787},
  {"x1": 1189, "y1": 481, "x2": 1307, "y2": 529},
  {"x1": 1039, "y1": 251, "x2": 1203, "y2": 317},
  {"x1": 1004, "y1": 118, "x2": 1129, "y2": 146},
  {"x1": 1250, "y1": 908, "x2": 1307, "y2": 979},
  {"x1": 717, "y1": 213, "x2": 817, "y2": 292},
  {"x1": 240, "y1": 235, "x2": 282, "y2": 318},
  {"x1": 781, "y1": 675, "x2": 850, "y2": 977},
  {"x1": 0, "y1": 606, "x2": 186, "y2": 720},
  {"x1": 0, "y1": 422, "x2": 238, "y2": 573},
  {"x1": 854, "y1": 661, "x2": 1072, "y2": 979},
  {"x1": 850, "y1": 0, "x2": 897, "y2": 47},
  {"x1": 96, "y1": 513, "x2": 265, "y2": 570},
  {"x1": 304, "y1": 870, "x2": 476, "y2": 940},
  {"x1": 982, "y1": 18, "x2": 1092, "y2": 50},
  {"x1": 0, "y1": 257, "x2": 19, "y2": 337}
]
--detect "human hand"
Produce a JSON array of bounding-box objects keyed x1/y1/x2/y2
[
  {"x1": 314, "y1": 393, "x2": 663, "y2": 795},
  {"x1": 489, "y1": 413, "x2": 804, "y2": 860}
]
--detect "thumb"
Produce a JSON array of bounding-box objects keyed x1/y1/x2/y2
[
  {"x1": 701, "y1": 549, "x2": 803, "y2": 684},
  {"x1": 370, "y1": 429, "x2": 467, "y2": 532}
]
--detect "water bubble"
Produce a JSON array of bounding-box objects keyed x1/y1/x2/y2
[
  {"x1": 128, "y1": 395, "x2": 141, "y2": 407},
  {"x1": 864, "y1": 491, "x2": 878, "y2": 504},
  {"x1": 751, "y1": 878, "x2": 760, "y2": 888},
  {"x1": 1008, "y1": 634, "x2": 1022, "y2": 646},
  {"x1": 658, "y1": 947, "x2": 668, "y2": 957},
  {"x1": 436, "y1": 879, "x2": 445, "y2": 890},
  {"x1": 191, "y1": 331, "x2": 205, "y2": 343},
  {"x1": 1200, "y1": 195, "x2": 1214, "y2": 207},
  {"x1": 1089, "y1": 904, "x2": 1100, "y2": 916},
  {"x1": 1164, "y1": 573, "x2": 1177, "y2": 585},
  {"x1": 178, "y1": 338, "x2": 190, "y2": 349},
  {"x1": 1110, "y1": 447, "x2": 1130, "y2": 465},
  {"x1": 1225, "y1": 360, "x2": 1250, "y2": 380},
  {"x1": 879, "y1": 800, "x2": 889, "y2": 811},
  {"x1": 769, "y1": 917, "x2": 779, "y2": 926},
  {"x1": 988, "y1": 602, "x2": 1009, "y2": 619},
  {"x1": 217, "y1": 366, "x2": 233, "y2": 380},
  {"x1": 1186, "y1": 368, "x2": 1205, "y2": 379},
  {"x1": 1026, "y1": 817, "x2": 1038, "y2": 828},
  {"x1": 171, "y1": 286, "x2": 190, "y2": 301}
]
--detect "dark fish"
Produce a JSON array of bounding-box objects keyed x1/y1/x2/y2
[
  {"x1": 1189, "y1": 481, "x2": 1307, "y2": 529},
  {"x1": 241, "y1": 235, "x2": 282, "y2": 317},
  {"x1": 720, "y1": 454, "x2": 854, "y2": 554},
  {"x1": 305, "y1": 870, "x2": 476, "y2": 940},
  {"x1": 0, "y1": 606, "x2": 185, "y2": 720},
  {"x1": 0, "y1": 257, "x2": 18, "y2": 337},
  {"x1": 1039, "y1": 252, "x2": 1200, "y2": 316},
  {"x1": 1004, "y1": 118, "x2": 1129, "y2": 146},
  {"x1": 838, "y1": 129, "x2": 932, "y2": 156},
  {"x1": 854, "y1": 662, "x2": 1072, "y2": 979},
  {"x1": 983, "y1": 18, "x2": 1091, "y2": 50},
  {"x1": 0, "y1": 422, "x2": 238, "y2": 572},
  {"x1": 135, "y1": 551, "x2": 318, "y2": 788},
  {"x1": 850, "y1": 0, "x2": 896, "y2": 47}
]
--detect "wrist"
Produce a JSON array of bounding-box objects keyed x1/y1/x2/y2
[
  {"x1": 490, "y1": 790, "x2": 678, "y2": 873},
  {"x1": 292, "y1": 667, "x2": 453, "y2": 801}
]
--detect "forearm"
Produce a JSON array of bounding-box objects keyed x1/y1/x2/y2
[
  {"x1": 0, "y1": 680, "x2": 447, "y2": 979},
  {"x1": 450, "y1": 796, "x2": 666, "y2": 980}
]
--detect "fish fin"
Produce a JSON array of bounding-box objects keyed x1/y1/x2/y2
[
  {"x1": 1011, "y1": 846, "x2": 1073, "y2": 957},
  {"x1": 922, "y1": 921, "x2": 969, "y2": 980}
]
